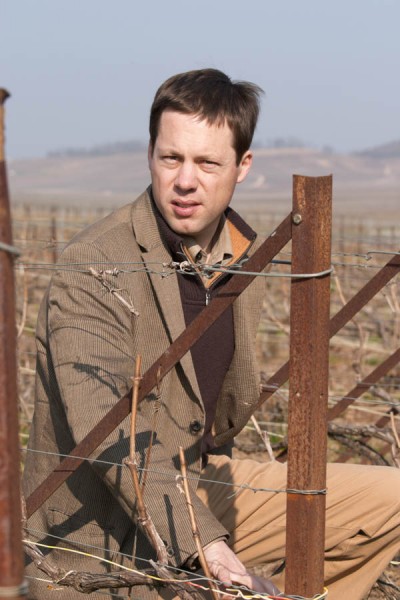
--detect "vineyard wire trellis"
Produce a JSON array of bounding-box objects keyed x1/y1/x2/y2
[
  {"x1": 14, "y1": 216, "x2": 396, "y2": 596},
  {"x1": 6, "y1": 192, "x2": 400, "y2": 592},
  {"x1": 16, "y1": 207, "x2": 400, "y2": 596},
  {"x1": 1, "y1": 99, "x2": 399, "y2": 598},
  {"x1": 23, "y1": 175, "x2": 332, "y2": 598}
]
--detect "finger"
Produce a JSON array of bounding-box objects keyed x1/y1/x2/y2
[
  {"x1": 213, "y1": 564, "x2": 232, "y2": 587},
  {"x1": 228, "y1": 571, "x2": 254, "y2": 590}
]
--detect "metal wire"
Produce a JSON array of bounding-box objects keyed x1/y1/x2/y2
[{"x1": 20, "y1": 447, "x2": 326, "y2": 495}]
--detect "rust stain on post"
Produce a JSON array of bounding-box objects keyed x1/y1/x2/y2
[
  {"x1": 285, "y1": 175, "x2": 332, "y2": 596},
  {"x1": 0, "y1": 89, "x2": 26, "y2": 598}
]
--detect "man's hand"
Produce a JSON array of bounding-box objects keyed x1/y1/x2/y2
[{"x1": 203, "y1": 540, "x2": 281, "y2": 598}]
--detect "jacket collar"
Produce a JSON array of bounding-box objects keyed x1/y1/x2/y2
[{"x1": 146, "y1": 186, "x2": 257, "y2": 288}]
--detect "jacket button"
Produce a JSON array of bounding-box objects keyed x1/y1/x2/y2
[{"x1": 189, "y1": 420, "x2": 202, "y2": 434}]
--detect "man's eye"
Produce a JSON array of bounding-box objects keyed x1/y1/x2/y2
[{"x1": 162, "y1": 156, "x2": 178, "y2": 163}]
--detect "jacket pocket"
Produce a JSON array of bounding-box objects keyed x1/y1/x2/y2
[{"x1": 46, "y1": 507, "x2": 120, "y2": 570}]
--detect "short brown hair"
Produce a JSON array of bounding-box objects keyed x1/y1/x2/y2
[{"x1": 149, "y1": 68, "x2": 263, "y2": 164}]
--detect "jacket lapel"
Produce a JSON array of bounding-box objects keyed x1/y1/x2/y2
[{"x1": 131, "y1": 190, "x2": 201, "y2": 401}]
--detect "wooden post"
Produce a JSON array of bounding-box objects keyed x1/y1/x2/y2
[
  {"x1": 0, "y1": 89, "x2": 27, "y2": 598},
  {"x1": 285, "y1": 175, "x2": 332, "y2": 596}
]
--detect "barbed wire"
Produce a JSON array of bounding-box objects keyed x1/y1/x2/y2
[
  {"x1": 9, "y1": 254, "x2": 400, "y2": 285},
  {"x1": 11, "y1": 257, "x2": 334, "y2": 280},
  {"x1": 9, "y1": 262, "x2": 400, "y2": 291},
  {"x1": 11, "y1": 251, "x2": 400, "y2": 272},
  {"x1": 20, "y1": 446, "x2": 326, "y2": 496}
]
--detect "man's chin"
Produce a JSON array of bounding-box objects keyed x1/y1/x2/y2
[{"x1": 166, "y1": 216, "x2": 200, "y2": 238}]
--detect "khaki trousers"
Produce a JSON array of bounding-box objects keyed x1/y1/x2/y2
[{"x1": 192, "y1": 455, "x2": 400, "y2": 600}]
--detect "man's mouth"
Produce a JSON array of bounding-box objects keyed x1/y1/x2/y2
[{"x1": 171, "y1": 200, "x2": 200, "y2": 218}]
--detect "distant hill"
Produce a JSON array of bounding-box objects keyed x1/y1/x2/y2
[
  {"x1": 45, "y1": 136, "x2": 400, "y2": 160},
  {"x1": 355, "y1": 140, "x2": 400, "y2": 159},
  {"x1": 8, "y1": 144, "x2": 400, "y2": 218},
  {"x1": 47, "y1": 139, "x2": 147, "y2": 158},
  {"x1": 47, "y1": 136, "x2": 309, "y2": 159}
]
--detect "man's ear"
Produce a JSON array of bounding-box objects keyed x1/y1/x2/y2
[{"x1": 236, "y1": 150, "x2": 253, "y2": 184}]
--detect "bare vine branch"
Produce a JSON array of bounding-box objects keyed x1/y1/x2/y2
[
  {"x1": 178, "y1": 446, "x2": 220, "y2": 600},
  {"x1": 123, "y1": 356, "x2": 199, "y2": 599},
  {"x1": 250, "y1": 415, "x2": 275, "y2": 462},
  {"x1": 124, "y1": 355, "x2": 169, "y2": 564},
  {"x1": 23, "y1": 540, "x2": 156, "y2": 594}
]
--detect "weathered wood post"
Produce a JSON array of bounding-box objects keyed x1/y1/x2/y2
[
  {"x1": 0, "y1": 89, "x2": 27, "y2": 599},
  {"x1": 285, "y1": 175, "x2": 332, "y2": 596}
]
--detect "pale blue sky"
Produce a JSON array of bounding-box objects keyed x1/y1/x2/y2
[{"x1": 1, "y1": 0, "x2": 399, "y2": 159}]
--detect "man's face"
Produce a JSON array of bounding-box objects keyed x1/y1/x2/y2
[{"x1": 148, "y1": 110, "x2": 252, "y2": 250}]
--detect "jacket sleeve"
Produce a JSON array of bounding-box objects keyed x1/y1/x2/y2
[{"x1": 46, "y1": 240, "x2": 228, "y2": 566}]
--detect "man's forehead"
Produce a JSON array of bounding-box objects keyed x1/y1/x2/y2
[{"x1": 155, "y1": 110, "x2": 235, "y2": 149}]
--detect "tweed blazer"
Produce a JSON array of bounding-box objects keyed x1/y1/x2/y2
[{"x1": 23, "y1": 188, "x2": 266, "y2": 599}]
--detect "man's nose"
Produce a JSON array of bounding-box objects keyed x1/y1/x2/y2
[{"x1": 174, "y1": 161, "x2": 197, "y2": 190}]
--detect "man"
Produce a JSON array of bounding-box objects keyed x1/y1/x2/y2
[{"x1": 24, "y1": 69, "x2": 400, "y2": 600}]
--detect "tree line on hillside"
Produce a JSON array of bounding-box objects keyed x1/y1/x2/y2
[{"x1": 46, "y1": 137, "x2": 400, "y2": 160}]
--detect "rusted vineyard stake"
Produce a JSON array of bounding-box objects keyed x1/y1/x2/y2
[
  {"x1": 0, "y1": 89, "x2": 27, "y2": 598},
  {"x1": 285, "y1": 175, "x2": 332, "y2": 596}
]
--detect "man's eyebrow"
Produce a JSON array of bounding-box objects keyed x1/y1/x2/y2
[
  {"x1": 157, "y1": 146, "x2": 181, "y2": 156},
  {"x1": 197, "y1": 153, "x2": 225, "y2": 164},
  {"x1": 156, "y1": 146, "x2": 224, "y2": 163},
  {"x1": 200, "y1": 154, "x2": 220, "y2": 161}
]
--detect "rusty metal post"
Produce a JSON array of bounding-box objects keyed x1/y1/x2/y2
[
  {"x1": 285, "y1": 175, "x2": 332, "y2": 596},
  {"x1": 0, "y1": 89, "x2": 27, "y2": 599}
]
